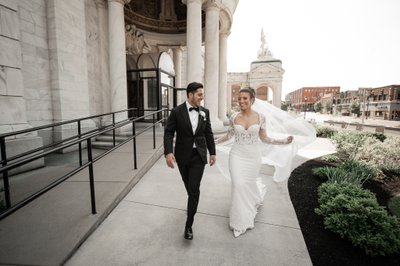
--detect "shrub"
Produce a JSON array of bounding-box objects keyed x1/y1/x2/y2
[
  {"x1": 314, "y1": 125, "x2": 338, "y2": 138},
  {"x1": 313, "y1": 166, "x2": 350, "y2": 183},
  {"x1": 388, "y1": 196, "x2": 400, "y2": 219},
  {"x1": 356, "y1": 136, "x2": 400, "y2": 178},
  {"x1": 321, "y1": 154, "x2": 340, "y2": 163},
  {"x1": 313, "y1": 160, "x2": 376, "y2": 185},
  {"x1": 372, "y1": 132, "x2": 386, "y2": 142},
  {"x1": 315, "y1": 182, "x2": 400, "y2": 256},
  {"x1": 340, "y1": 160, "x2": 377, "y2": 183},
  {"x1": 331, "y1": 131, "x2": 370, "y2": 161}
]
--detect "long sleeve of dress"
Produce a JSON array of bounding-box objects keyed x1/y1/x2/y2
[
  {"x1": 258, "y1": 114, "x2": 290, "y2": 145},
  {"x1": 215, "y1": 115, "x2": 235, "y2": 144}
]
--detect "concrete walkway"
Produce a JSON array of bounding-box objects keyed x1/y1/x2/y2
[
  {"x1": 65, "y1": 138, "x2": 336, "y2": 266},
  {"x1": 0, "y1": 128, "x2": 164, "y2": 266}
]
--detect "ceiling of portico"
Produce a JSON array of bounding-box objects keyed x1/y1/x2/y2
[{"x1": 124, "y1": 0, "x2": 205, "y2": 34}]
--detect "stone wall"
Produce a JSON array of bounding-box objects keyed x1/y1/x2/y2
[
  {"x1": 18, "y1": 0, "x2": 52, "y2": 128},
  {"x1": 0, "y1": 0, "x2": 28, "y2": 134}
]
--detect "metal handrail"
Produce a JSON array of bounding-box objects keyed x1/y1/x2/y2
[
  {"x1": 0, "y1": 108, "x2": 167, "y2": 220},
  {"x1": 0, "y1": 108, "x2": 136, "y2": 139}
]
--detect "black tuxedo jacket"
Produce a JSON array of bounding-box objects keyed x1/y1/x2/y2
[{"x1": 164, "y1": 103, "x2": 216, "y2": 165}]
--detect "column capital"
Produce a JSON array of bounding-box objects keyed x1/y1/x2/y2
[
  {"x1": 94, "y1": 0, "x2": 107, "y2": 9},
  {"x1": 182, "y1": 0, "x2": 205, "y2": 5},
  {"x1": 204, "y1": 0, "x2": 221, "y2": 10},
  {"x1": 108, "y1": 0, "x2": 130, "y2": 5},
  {"x1": 219, "y1": 30, "x2": 230, "y2": 36}
]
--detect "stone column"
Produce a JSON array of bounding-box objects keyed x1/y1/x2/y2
[
  {"x1": 95, "y1": 0, "x2": 111, "y2": 122},
  {"x1": 47, "y1": 0, "x2": 93, "y2": 142},
  {"x1": 0, "y1": 1, "x2": 43, "y2": 172},
  {"x1": 274, "y1": 82, "x2": 282, "y2": 108},
  {"x1": 204, "y1": 1, "x2": 222, "y2": 128},
  {"x1": 108, "y1": 0, "x2": 130, "y2": 121},
  {"x1": 183, "y1": 0, "x2": 203, "y2": 83},
  {"x1": 218, "y1": 30, "x2": 229, "y2": 123},
  {"x1": 172, "y1": 47, "x2": 183, "y2": 104}
]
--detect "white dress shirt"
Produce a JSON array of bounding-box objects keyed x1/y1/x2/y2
[{"x1": 186, "y1": 101, "x2": 199, "y2": 135}]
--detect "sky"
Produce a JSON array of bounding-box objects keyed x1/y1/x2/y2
[{"x1": 227, "y1": 0, "x2": 400, "y2": 98}]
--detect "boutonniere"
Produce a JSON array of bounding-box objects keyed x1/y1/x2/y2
[{"x1": 199, "y1": 110, "x2": 206, "y2": 121}]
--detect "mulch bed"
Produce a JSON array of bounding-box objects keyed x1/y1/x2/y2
[{"x1": 288, "y1": 158, "x2": 400, "y2": 266}]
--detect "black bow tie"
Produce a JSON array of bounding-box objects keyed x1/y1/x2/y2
[{"x1": 189, "y1": 107, "x2": 199, "y2": 112}]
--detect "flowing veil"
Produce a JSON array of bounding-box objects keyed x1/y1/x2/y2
[{"x1": 216, "y1": 98, "x2": 316, "y2": 182}]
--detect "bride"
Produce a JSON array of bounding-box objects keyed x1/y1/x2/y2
[{"x1": 216, "y1": 87, "x2": 316, "y2": 237}]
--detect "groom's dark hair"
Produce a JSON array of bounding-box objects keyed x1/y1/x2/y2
[{"x1": 186, "y1": 82, "x2": 203, "y2": 96}]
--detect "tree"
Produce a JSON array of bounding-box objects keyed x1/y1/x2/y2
[
  {"x1": 281, "y1": 101, "x2": 289, "y2": 111},
  {"x1": 314, "y1": 101, "x2": 322, "y2": 113},
  {"x1": 350, "y1": 100, "x2": 361, "y2": 116},
  {"x1": 323, "y1": 101, "x2": 333, "y2": 114}
]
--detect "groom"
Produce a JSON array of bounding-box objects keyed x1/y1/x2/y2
[{"x1": 164, "y1": 81, "x2": 216, "y2": 240}]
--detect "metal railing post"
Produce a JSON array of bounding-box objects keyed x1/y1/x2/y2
[
  {"x1": 132, "y1": 120, "x2": 137, "y2": 169},
  {"x1": 87, "y1": 138, "x2": 97, "y2": 214},
  {"x1": 152, "y1": 113, "x2": 156, "y2": 149},
  {"x1": 78, "y1": 120, "x2": 83, "y2": 166},
  {"x1": 112, "y1": 113, "x2": 116, "y2": 147},
  {"x1": 0, "y1": 137, "x2": 11, "y2": 208}
]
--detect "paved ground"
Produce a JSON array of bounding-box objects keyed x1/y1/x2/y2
[
  {"x1": 64, "y1": 138, "x2": 335, "y2": 266},
  {"x1": 0, "y1": 128, "x2": 164, "y2": 266},
  {"x1": 2, "y1": 114, "x2": 395, "y2": 266}
]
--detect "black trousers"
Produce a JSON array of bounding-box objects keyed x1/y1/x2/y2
[{"x1": 177, "y1": 148, "x2": 205, "y2": 229}]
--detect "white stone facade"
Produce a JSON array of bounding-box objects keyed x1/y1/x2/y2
[{"x1": 0, "y1": 0, "x2": 238, "y2": 141}]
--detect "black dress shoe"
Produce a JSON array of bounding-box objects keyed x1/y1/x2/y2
[{"x1": 184, "y1": 227, "x2": 193, "y2": 240}]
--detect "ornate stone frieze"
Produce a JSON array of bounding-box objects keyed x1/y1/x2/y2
[{"x1": 125, "y1": 24, "x2": 151, "y2": 54}]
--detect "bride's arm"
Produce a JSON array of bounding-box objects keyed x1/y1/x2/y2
[
  {"x1": 259, "y1": 128, "x2": 293, "y2": 145},
  {"x1": 215, "y1": 119, "x2": 235, "y2": 144},
  {"x1": 259, "y1": 114, "x2": 293, "y2": 145}
]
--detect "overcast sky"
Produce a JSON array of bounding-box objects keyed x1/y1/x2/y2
[{"x1": 227, "y1": 0, "x2": 400, "y2": 98}]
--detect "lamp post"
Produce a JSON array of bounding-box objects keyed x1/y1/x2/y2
[
  {"x1": 304, "y1": 96, "x2": 308, "y2": 119},
  {"x1": 366, "y1": 93, "x2": 372, "y2": 120}
]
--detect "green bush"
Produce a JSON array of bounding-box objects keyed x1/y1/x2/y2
[
  {"x1": 313, "y1": 160, "x2": 376, "y2": 185},
  {"x1": 372, "y1": 132, "x2": 386, "y2": 142},
  {"x1": 314, "y1": 125, "x2": 338, "y2": 138},
  {"x1": 388, "y1": 196, "x2": 400, "y2": 219},
  {"x1": 315, "y1": 182, "x2": 400, "y2": 256},
  {"x1": 313, "y1": 166, "x2": 350, "y2": 183},
  {"x1": 356, "y1": 136, "x2": 400, "y2": 179},
  {"x1": 321, "y1": 154, "x2": 340, "y2": 163},
  {"x1": 331, "y1": 131, "x2": 370, "y2": 161},
  {"x1": 340, "y1": 160, "x2": 377, "y2": 183}
]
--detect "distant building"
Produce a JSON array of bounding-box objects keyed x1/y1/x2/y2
[
  {"x1": 287, "y1": 86, "x2": 340, "y2": 112},
  {"x1": 354, "y1": 85, "x2": 400, "y2": 120}
]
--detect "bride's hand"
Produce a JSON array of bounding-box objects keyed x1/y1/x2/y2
[{"x1": 287, "y1": 136, "x2": 294, "y2": 143}]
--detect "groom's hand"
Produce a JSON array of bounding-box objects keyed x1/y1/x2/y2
[
  {"x1": 209, "y1": 155, "x2": 216, "y2": 166},
  {"x1": 165, "y1": 153, "x2": 176, "y2": 168}
]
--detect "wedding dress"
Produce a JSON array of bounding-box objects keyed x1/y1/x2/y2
[
  {"x1": 216, "y1": 99, "x2": 316, "y2": 237},
  {"x1": 229, "y1": 121, "x2": 265, "y2": 237}
]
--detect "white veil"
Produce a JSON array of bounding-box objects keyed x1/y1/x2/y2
[{"x1": 216, "y1": 98, "x2": 316, "y2": 182}]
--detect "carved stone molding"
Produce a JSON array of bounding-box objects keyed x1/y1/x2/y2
[
  {"x1": 182, "y1": 0, "x2": 204, "y2": 5},
  {"x1": 94, "y1": 0, "x2": 107, "y2": 8},
  {"x1": 203, "y1": 0, "x2": 221, "y2": 10},
  {"x1": 108, "y1": 0, "x2": 130, "y2": 5}
]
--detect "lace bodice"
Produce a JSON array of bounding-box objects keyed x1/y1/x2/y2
[
  {"x1": 233, "y1": 124, "x2": 260, "y2": 145},
  {"x1": 215, "y1": 112, "x2": 289, "y2": 145}
]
